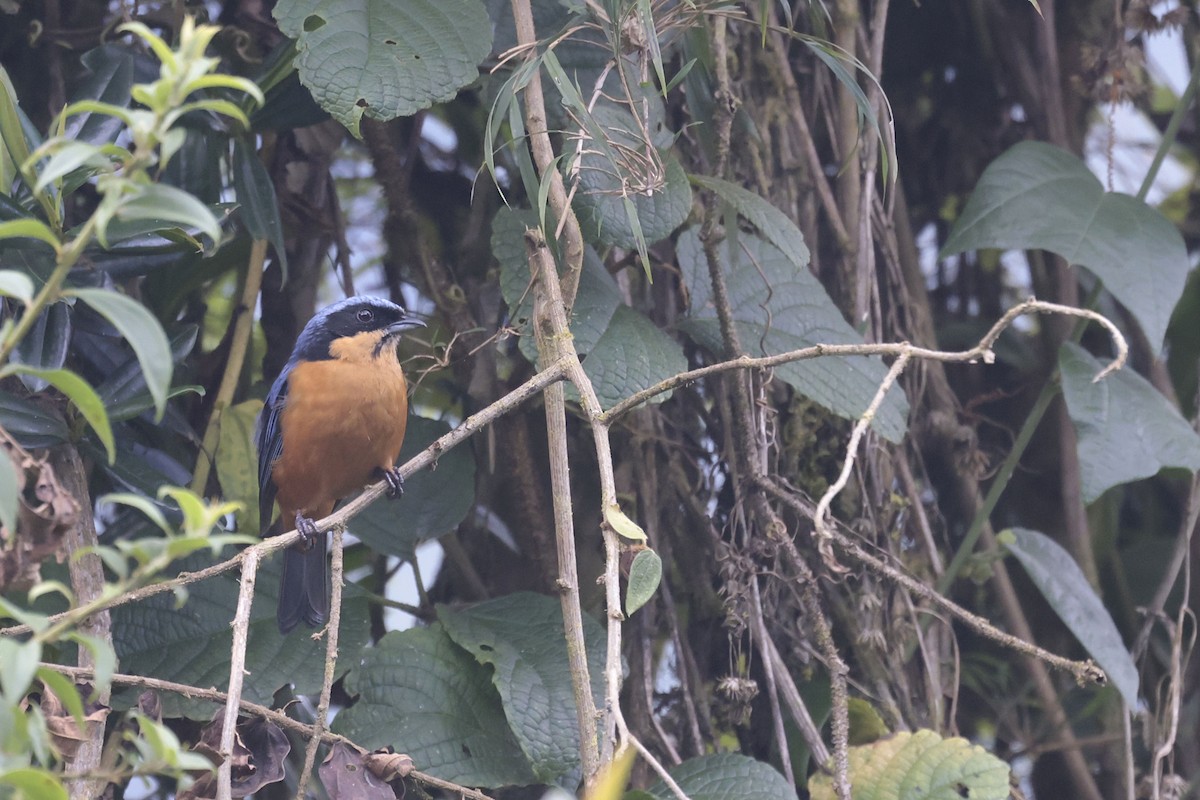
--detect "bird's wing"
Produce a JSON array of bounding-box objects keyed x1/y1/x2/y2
[{"x1": 257, "y1": 366, "x2": 291, "y2": 533}]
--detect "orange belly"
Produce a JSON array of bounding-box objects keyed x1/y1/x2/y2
[{"x1": 270, "y1": 357, "x2": 409, "y2": 520}]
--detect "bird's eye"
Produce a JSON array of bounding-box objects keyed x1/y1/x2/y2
[{"x1": 356, "y1": 308, "x2": 374, "y2": 323}]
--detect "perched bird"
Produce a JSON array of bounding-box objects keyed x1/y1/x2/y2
[{"x1": 257, "y1": 296, "x2": 425, "y2": 633}]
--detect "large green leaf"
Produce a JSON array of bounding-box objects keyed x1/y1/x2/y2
[
  {"x1": 571, "y1": 104, "x2": 692, "y2": 250},
  {"x1": 351, "y1": 415, "x2": 475, "y2": 562},
  {"x1": 112, "y1": 183, "x2": 223, "y2": 246},
  {"x1": 493, "y1": 207, "x2": 621, "y2": 365},
  {"x1": 111, "y1": 551, "x2": 371, "y2": 718},
  {"x1": 1059, "y1": 343, "x2": 1200, "y2": 502},
  {"x1": 808, "y1": 730, "x2": 1009, "y2": 800},
  {"x1": 439, "y1": 593, "x2": 606, "y2": 785},
  {"x1": 647, "y1": 753, "x2": 798, "y2": 800},
  {"x1": 0, "y1": 367, "x2": 114, "y2": 462},
  {"x1": 677, "y1": 227, "x2": 908, "y2": 442},
  {"x1": 0, "y1": 390, "x2": 70, "y2": 449},
  {"x1": 333, "y1": 625, "x2": 538, "y2": 787},
  {"x1": 231, "y1": 137, "x2": 288, "y2": 276},
  {"x1": 66, "y1": 288, "x2": 172, "y2": 420},
  {"x1": 1004, "y1": 527, "x2": 1138, "y2": 708},
  {"x1": 67, "y1": 45, "x2": 136, "y2": 146},
  {"x1": 582, "y1": 305, "x2": 686, "y2": 411},
  {"x1": 689, "y1": 175, "x2": 810, "y2": 273},
  {"x1": 941, "y1": 141, "x2": 1188, "y2": 352},
  {"x1": 273, "y1": 0, "x2": 492, "y2": 136}
]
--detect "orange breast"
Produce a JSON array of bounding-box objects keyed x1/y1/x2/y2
[{"x1": 270, "y1": 352, "x2": 409, "y2": 519}]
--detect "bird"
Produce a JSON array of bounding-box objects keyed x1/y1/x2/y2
[{"x1": 256, "y1": 295, "x2": 425, "y2": 633}]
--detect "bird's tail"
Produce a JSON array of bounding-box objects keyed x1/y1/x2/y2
[{"x1": 277, "y1": 529, "x2": 330, "y2": 634}]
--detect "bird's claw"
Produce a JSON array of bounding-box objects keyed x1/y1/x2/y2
[
  {"x1": 295, "y1": 513, "x2": 320, "y2": 551},
  {"x1": 379, "y1": 466, "x2": 405, "y2": 498}
]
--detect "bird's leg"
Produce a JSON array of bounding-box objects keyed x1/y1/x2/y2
[
  {"x1": 376, "y1": 466, "x2": 405, "y2": 498},
  {"x1": 295, "y1": 513, "x2": 320, "y2": 551}
]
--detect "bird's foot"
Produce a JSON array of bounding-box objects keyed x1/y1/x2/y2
[
  {"x1": 295, "y1": 513, "x2": 320, "y2": 551},
  {"x1": 378, "y1": 466, "x2": 405, "y2": 498}
]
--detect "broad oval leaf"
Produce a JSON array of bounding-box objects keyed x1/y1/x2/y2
[
  {"x1": 1004, "y1": 526, "x2": 1138, "y2": 708},
  {"x1": 66, "y1": 288, "x2": 172, "y2": 420},
  {"x1": 273, "y1": 0, "x2": 493, "y2": 136},
  {"x1": 677, "y1": 226, "x2": 908, "y2": 442},
  {"x1": 690, "y1": 174, "x2": 810, "y2": 272},
  {"x1": 941, "y1": 141, "x2": 1188, "y2": 352},
  {"x1": 333, "y1": 624, "x2": 539, "y2": 787},
  {"x1": 1060, "y1": 342, "x2": 1200, "y2": 502},
  {"x1": 438, "y1": 593, "x2": 606, "y2": 786},
  {"x1": 648, "y1": 753, "x2": 798, "y2": 800},
  {"x1": 625, "y1": 548, "x2": 662, "y2": 615},
  {"x1": 808, "y1": 729, "x2": 1009, "y2": 800}
]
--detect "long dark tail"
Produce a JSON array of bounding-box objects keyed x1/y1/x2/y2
[{"x1": 277, "y1": 532, "x2": 329, "y2": 634}]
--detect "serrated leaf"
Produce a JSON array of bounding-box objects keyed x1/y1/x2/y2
[
  {"x1": 1060, "y1": 342, "x2": 1200, "y2": 502},
  {"x1": 808, "y1": 730, "x2": 1009, "y2": 800},
  {"x1": 625, "y1": 549, "x2": 661, "y2": 615},
  {"x1": 439, "y1": 593, "x2": 607, "y2": 785},
  {"x1": 232, "y1": 137, "x2": 288, "y2": 277},
  {"x1": 690, "y1": 174, "x2": 810, "y2": 272},
  {"x1": 333, "y1": 625, "x2": 538, "y2": 787},
  {"x1": 677, "y1": 226, "x2": 908, "y2": 442},
  {"x1": 583, "y1": 305, "x2": 686, "y2": 410},
  {"x1": 215, "y1": 400, "x2": 262, "y2": 536},
  {"x1": 352, "y1": 415, "x2": 474, "y2": 562},
  {"x1": 941, "y1": 141, "x2": 1188, "y2": 352},
  {"x1": 0, "y1": 449, "x2": 17, "y2": 534},
  {"x1": 273, "y1": 0, "x2": 492, "y2": 136},
  {"x1": 111, "y1": 550, "x2": 371, "y2": 718},
  {"x1": 1005, "y1": 527, "x2": 1138, "y2": 707},
  {"x1": 66, "y1": 288, "x2": 172, "y2": 420},
  {"x1": 0, "y1": 367, "x2": 114, "y2": 462},
  {"x1": 647, "y1": 753, "x2": 797, "y2": 800},
  {"x1": 571, "y1": 104, "x2": 692, "y2": 249}
]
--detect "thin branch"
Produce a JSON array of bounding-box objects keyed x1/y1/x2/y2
[{"x1": 217, "y1": 548, "x2": 260, "y2": 800}]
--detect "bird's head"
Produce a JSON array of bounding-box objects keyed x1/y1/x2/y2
[{"x1": 292, "y1": 296, "x2": 426, "y2": 364}]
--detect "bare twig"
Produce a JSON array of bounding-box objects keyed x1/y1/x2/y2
[{"x1": 218, "y1": 548, "x2": 259, "y2": 800}]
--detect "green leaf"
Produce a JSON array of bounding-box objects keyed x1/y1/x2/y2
[
  {"x1": 352, "y1": 415, "x2": 475, "y2": 562},
  {"x1": 0, "y1": 66, "x2": 33, "y2": 196},
  {"x1": 68, "y1": 45, "x2": 135, "y2": 146},
  {"x1": 69, "y1": 633, "x2": 116, "y2": 693},
  {"x1": 438, "y1": 593, "x2": 607, "y2": 785},
  {"x1": 0, "y1": 270, "x2": 34, "y2": 305},
  {"x1": 807, "y1": 730, "x2": 1009, "y2": 800},
  {"x1": 0, "y1": 218, "x2": 61, "y2": 252},
  {"x1": 0, "y1": 768, "x2": 68, "y2": 800},
  {"x1": 0, "y1": 638, "x2": 41, "y2": 703},
  {"x1": 32, "y1": 140, "x2": 114, "y2": 195},
  {"x1": 677, "y1": 226, "x2": 908, "y2": 442},
  {"x1": 941, "y1": 141, "x2": 1189, "y2": 352},
  {"x1": 334, "y1": 625, "x2": 538, "y2": 787},
  {"x1": 1, "y1": 367, "x2": 114, "y2": 462},
  {"x1": 1060, "y1": 342, "x2": 1200, "y2": 502},
  {"x1": 571, "y1": 105, "x2": 692, "y2": 250},
  {"x1": 1004, "y1": 526, "x2": 1138, "y2": 708},
  {"x1": 232, "y1": 137, "x2": 288, "y2": 277},
  {"x1": 690, "y1": 174, "x2": 810, "y2": 272},
  {"x1": 111, "y1": 550, "x2": 372, "y2": 718},
  {"x1": 273, "y1": 0, "x2": 493, "y2": 136},
  {"x1": 37, "y1": 668, "x2": 86, "y2": 726},
  {"x1": 66, "y1": 288, "x2": 173, "y2": 420},
  {"x1": 215, "y1": 400, "x2": 262, "y2": 536},
  {"x1": 115, "y1": 183, "x2": 223, "y2": 246},
  {"x1": 583, "y1": 305, "x2": 686, "y2": 410},
  {"x1": 0, "y1": 449, "x2": 18, "y2": 534},
  {"x1": 625, "y1": 549, "x2": 662, "y2": 615},
  {"x1": 648, "y1": 753, "x2": 798, "y2": 800},
  {"x1": 13, "y1": 302, "x2": 71, "y2": 390},
  {"x1": 0, "y1": 390, "x2": 70, "y2": 448}
]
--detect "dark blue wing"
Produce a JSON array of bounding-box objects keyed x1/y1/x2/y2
[{"x1": 257, "y1": 364, "x2": 291, "y2": 533}]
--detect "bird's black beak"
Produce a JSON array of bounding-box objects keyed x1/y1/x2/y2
[{"x1": 386, "y1": 317, "x2": 427, "y2": 336}]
